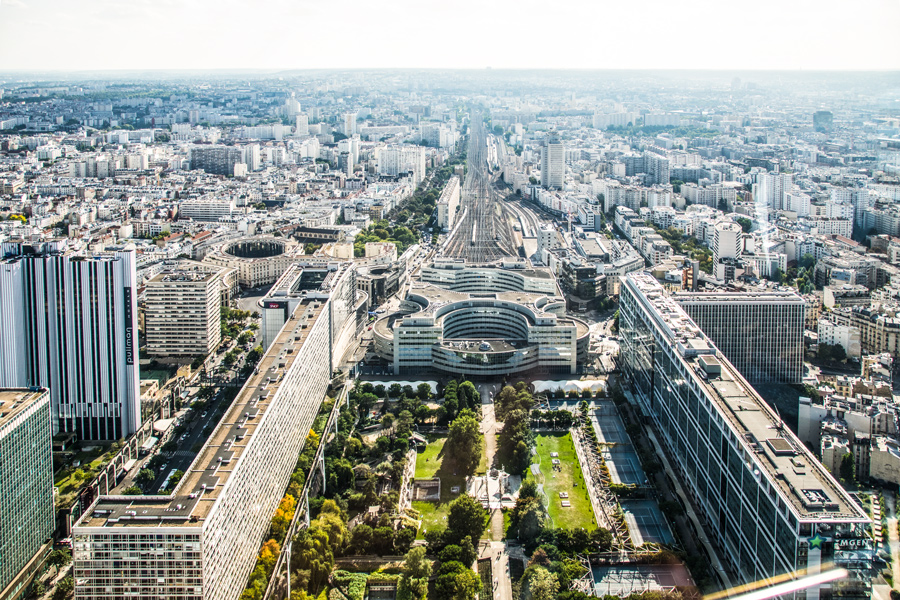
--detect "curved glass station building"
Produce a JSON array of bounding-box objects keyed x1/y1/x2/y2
[{"x1": 374, "y1": 261, "x2": 590, "y2": 376}]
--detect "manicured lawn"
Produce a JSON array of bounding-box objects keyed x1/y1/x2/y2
[
  {"x1": 526, "y1": 432, "x2": 596, "y2": 531},
  {"x1": 413, "y1": 435, "x2": 488, "y2": 539}
]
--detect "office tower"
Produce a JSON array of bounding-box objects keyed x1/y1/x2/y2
[
  {"x1": 674, "y1": 290, "x2": 806, "y2": 384},
  {"x1": 813, "y1": 110, "x2": 833, "y2": 132},
  {"x1": 0, "y1": 240, "x2": 140, "y2": 440},
  {"x1": 343, "y1": 112, "x2": 357, "y2": 137},
  {"x1": 190, "y1": 145, "x2": 243, "y2": 176},
  {"x1": 712, "y1": 221, "x2": 742, "y2": 272},
  {"x1": 620, "y1": 274, "x2": 870, "y2": 595},
  {"x1": 73, "y1": 264, "x2": 363, "y2": 600},
  {"x1": 0, "y1": 388, "x2": 54, "y2": 600},
  {"x1": 295, "y1": 113, "x2": 309, "y2": 137},
  {"x1": 541, "y1": 131, "x2": 564, "y2": 189},
  {"x1": 145, "y1": 265, "x2": 223, "y2": 359}
]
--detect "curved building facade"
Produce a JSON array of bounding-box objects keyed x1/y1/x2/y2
[
  {"x1": 419, "y1": 259, "x2": 559, "y2": 295},
  {"x1": 373, "y1": 282, "x2": 589, "y2": 376},
  {"x1": 202, "y1": 236, "x2": 302, "y2": 288}
]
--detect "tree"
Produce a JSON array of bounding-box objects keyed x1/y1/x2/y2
[
  {"x1": 522, "y1": 566, "x2": 560, "y2": 600},
  {"x1": 53, "y1": 577, "x2": 74, "y2": 600},
  {"x1": 47, "y1": 548, "x2": 71, "y2": 567},
  {"x1": 291, "y1": 528, "x2": 333, "y2": 595},
  {"x1": 350, "y1": 524, "x2": 373, "y2": 554},
  {"x1": 446, "y1": 410, "x2": 483, "y2": 475},
  {"x1": 417, "y1": 382, "x2": 432, "y2": 401},
  {"x1": 135, "y1": 468, "x2": 155, "y2": 489},
  {"x1": 434, "y1": 561, "x2": 481, "y2": 600},
  {"x1": 122, "y1": 485, "x2": 143, "y2": 495},
  {"x1": 736, "y1": 217, "x2": 752, "y2": 233},
  {"x1": 404, "y1": 546, "x2": 433, "y2": 580},
  {"x1": 840, "y1": 452, "x2": 855, "y2": 482},
  {"x1": 446, "y1": 494, "x2": 487, "y2": 546},
  {"x1": 513, "y1": 496, "x2": 546, "y2": 540},
  {"x1": 495, "y1": 385, "x2": 519, "y2": 420},
  {"x1": 246, "y1": 345, "x2": 264, "y2": 367}
]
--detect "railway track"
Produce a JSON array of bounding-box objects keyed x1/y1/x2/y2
[{"x1": 441, "y1": 116, "x2": 518, "y2": 263}]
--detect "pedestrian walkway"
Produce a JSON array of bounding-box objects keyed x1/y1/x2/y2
[{"x1": 480, "y1": 389, "x2": 504, "y2": 540}]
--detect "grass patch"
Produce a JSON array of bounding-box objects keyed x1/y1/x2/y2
[
  {"x1": 526, "y1": 433, "x2": 596, "y2": 531},
  {"x1": 413, "y1": 435, "x2": 488, "y2": 539}
]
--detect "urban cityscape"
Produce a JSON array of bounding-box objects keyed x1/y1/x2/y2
[{"x1": 0, "y1": 62, "x2": 899, "y2": 600}]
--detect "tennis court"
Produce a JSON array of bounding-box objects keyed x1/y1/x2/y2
[
  {"x1": 602, "y1": 447, "x2": 646, "y2": 485},
  {"x1": 621, "y1": 500, "x2": 674, "y2": 546},
  {"x1": 589, "y1": 406, "x2": 629, "y2": 445}
]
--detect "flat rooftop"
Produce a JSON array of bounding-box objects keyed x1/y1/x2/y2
[
  {"x1": 0, "y1": 388, "x2": 47, "y2": 431},
  {"x1": 629, "y1": 274, "x2": 866, "y2": 523},
  {"x1": 148, "y1": 270, "x2": 217, "y2": 284},
  {"x1": 673, "y1": 290, "x2": 806, "y2": 304},
  {"x1": 77, "y1": 298, "x2": 328, "y2": 529}
]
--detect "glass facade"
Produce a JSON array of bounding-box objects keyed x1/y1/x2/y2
[
  {"x1": 620, "y1": 274, "x2": 870, "y2": 596},
  {"x1": 0, "y1": 389, "x2": 54, "y2": 598}
]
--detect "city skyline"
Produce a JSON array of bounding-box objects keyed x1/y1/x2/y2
[{"x1": 1, "y1": 0, "x2": 899, "y2": 72}]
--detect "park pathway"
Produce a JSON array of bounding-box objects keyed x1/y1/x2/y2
[{"x1": 477, "y1": 383, "x2": 504, "y2": 541}]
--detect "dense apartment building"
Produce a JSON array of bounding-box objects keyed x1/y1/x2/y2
[
  {"x1": 435, "y1": 176, "x2": 460, "y2": 231},
  {"x1": 620, "y1": 274, "x2": 870, "y2": 597},
  {"x1": 0, "y1": 240, "x2": 140, "y2": 440},
  {"x1": 72, "y1": 264, "x2": 363, "y2": 600},
  {"x1": 189, "y1": 145, "x2": 243, "y2": 176},
  {"x1": 144, "y1": 265, "x2": 223, "y2": 359},
  {"x1": 674, "y1": 289, "x2": 806, "y2": 384},
  {"x1": 829, "y1": 304, "x2": 900, "y2": 357},
  {"x1": 0, "y1": 388, "x2": 54, "y2": 600}
]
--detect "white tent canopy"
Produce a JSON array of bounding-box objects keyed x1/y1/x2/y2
[{"x1": 532, "y1": 379, "x2": 606, "y2": 394}]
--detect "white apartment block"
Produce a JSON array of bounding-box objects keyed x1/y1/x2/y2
[
  {"x1": 145, "y1": 266, "x2": 223, "y2": 359},
  {"x1": 435, "y1": 176, "x2": 460, "y2": 231},
  {"x1": 72, "y1": 264, "x2": 363, "y2": 600},
  {"x1": 817, "y1": 318, "x2": 862, "y2": 358},
  {"x1": 179, "y1": 200, "x2": 235, "y2": 222}
]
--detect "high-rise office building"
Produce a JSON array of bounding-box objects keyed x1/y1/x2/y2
[
  {"x1": 72, "y1": 264, "x2": 364, "y2": 600},
  {"x1": 620, "y1": 273, "x2": 870, "y2": 596},
  {"x1": 145, "y1": 264, "x2": 223, "y2": 359},
  {"x1": 0, "y1": 240, "x2": 140, "y2": 440},
  {"x1": 674, "y1": 290, "x2": 806, "y2": 384},
  {"x1": 0, "y1": 388, "x2": 54, "y2": 600},
  {"x1": 541, "y1": 132, "x2": 564, "y2": 189},
  {"x1": 813, "y1": 110, "x2": 833, "y2": 133}
]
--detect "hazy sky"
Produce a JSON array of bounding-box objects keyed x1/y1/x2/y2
[{"x1": 1, "y1": 0, "x2": 898, "y2": 72}]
